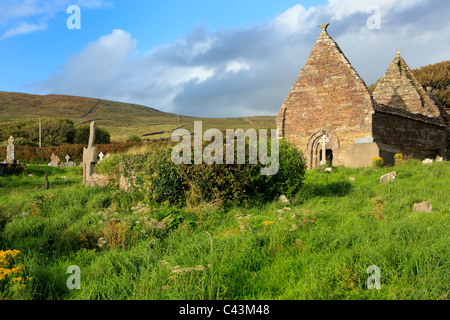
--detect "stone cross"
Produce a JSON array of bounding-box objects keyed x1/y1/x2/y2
[
  {"x1": 65, "y1": 155, "x2": 70, "y2": 163},
  {"x1": 98, "y1": 152, "x2": 104, "y2": 161},
  {"x1": 83, "y1": 121, "x2": 98, "y2": 184},
  {"x1": 318, "y1": 134, "x2": 330, "y2": 165},
  {"x1": 5, "y1": 136, "x2": 16, "y2": 164}
]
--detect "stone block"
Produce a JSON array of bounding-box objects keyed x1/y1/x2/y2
[{"x1": 344, "y1": 142, "x2": 401, "y2": 168}]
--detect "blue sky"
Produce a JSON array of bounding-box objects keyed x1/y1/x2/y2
[{"x1": 1, "y1": 0, "x2": 449, "y2": 117}]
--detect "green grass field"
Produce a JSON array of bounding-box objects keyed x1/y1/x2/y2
[{"x1": 0, "y1": 160, "x2": 448, "y2": 300}]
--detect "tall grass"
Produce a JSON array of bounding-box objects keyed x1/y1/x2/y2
[{"x1": 0, "y1": 160, "x2": 448, "y2": 300}]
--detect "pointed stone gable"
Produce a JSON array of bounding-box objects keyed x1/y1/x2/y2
[
  {"x1": 276, "y1": 23, "x2": 375, "y2": 168},
  {"x1": 372, "y1": 53, "x2": 442, "y2": 117}
]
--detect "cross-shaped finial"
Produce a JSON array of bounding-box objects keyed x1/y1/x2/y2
[
  {"x1": 319, "y1": 23, "x2": 330, "y2": 33},
  {"x1": 396, "y1": 48, "x2": 401, "y2": 57}
]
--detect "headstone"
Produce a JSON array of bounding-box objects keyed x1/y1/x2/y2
[
  {"x1": 413, "y1": 201, "x2": 432, "y2": 213},
  {"x1": 99, "y1": 152, "x2": 104, "y2": 161},
  {"x1": 5, "y1": 136, "x2": 16, "y2": 164},
  {"x1": 41, "y1": 174, "x2": 49, "y2": 190},
  {"x1": 436, "y1": 156, "x2": 443, "y2": 162},
  {"x1": 48, "y1": 153, "x2": 60, "y2": 167},
  {"x1": 279, "y1": 195, "x2": 290, "y2": 204},
  {"x1": 63, "y1": 155, "x2": 76, "y2": 167},
  {"x1": 422, "y1": 158, "x2": 433, "y2": 165},
  {"x1": 83, "y1": 121, "x2": 98, "y2": 184},
  {"x1": 318, "y1": 134, "x2": 330, "y2": 165},
  {"x1": 324, "y1": 167, "x2": 333, "y2": 173},
  {"x1": 349, "y1": 176, "x2": 356, "y2": 181},
  {"x1": 380, "y1": 171, "x2": 397, "y2": 184}
]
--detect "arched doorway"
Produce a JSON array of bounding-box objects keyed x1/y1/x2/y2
[{"x1": 305, "y1": 130, "x2": 340, "y2": 169}]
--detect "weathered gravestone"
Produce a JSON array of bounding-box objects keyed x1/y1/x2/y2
[
  {"x1": 62, "y1": 155, "x2": 76, "y2": 167},
  {"x1": 5, "y1": 136, "x2": 16, "y2": 164},
  {"x1": 380, "y1": 171, "x2": 397, "y2": 184},
  {"x1": 83, "y1": 121, "x2": 98, "y2": 184},
  {"x1": 48, "y1": 154, "x2": 60, "y2": 167},
  {"x1": 98, "y1": 152, "x2": 104, "y2": 161},
  {"x1": 41, "y1": 174, "x2": 49, "y2": 190},
  {"x1": 413, "y1": 201, "x2": 433, "y2": 213}
]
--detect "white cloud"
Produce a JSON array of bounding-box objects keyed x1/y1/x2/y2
[
  {"x1": 33, "y1": 0, "x2": 450, "y2": 117},
  {"x1": 0, "y1": 0, "x2": 111, "y2": 38},
  {"x1": 0, "y1": 20, "x2": 47, "y2": 39}
]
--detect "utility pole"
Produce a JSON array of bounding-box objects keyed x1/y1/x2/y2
[{"x1": 39, "y1": 116, "x2": 42, "y2": 148}]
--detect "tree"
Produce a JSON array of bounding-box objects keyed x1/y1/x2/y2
[
  {"x1": 73, "y1": 125, "x2": 110, "y2": 145},
  {"x1": 0, "y1": 118, "x2": 75, "y2": 146},
  {"x1": 412, "y1": 60, "x2": 450, "y2": 111}
]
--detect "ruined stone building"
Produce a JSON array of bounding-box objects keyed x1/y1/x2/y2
[{"x1": 276, "y1": 23, "x2": 450, "y2": 169}]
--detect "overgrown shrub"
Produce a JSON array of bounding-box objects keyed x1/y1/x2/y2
[
  {"x1": 101, "y1": 138, "x2": 307, "y2": 207},
  {"x1": 372, "y1": 157, "x2": 383, "y2": 168}
]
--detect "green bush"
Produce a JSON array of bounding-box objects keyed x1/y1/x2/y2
[
  {"x1": 73, "y1": 125, "x2": 110, "y2": 145},
  {"x1": 102, "y1": 138, "x2": 307, "y2": 207},
  {"x1": 254, "y1": 138, "x2": 307, "y2": 200},
  {"x1": 126, "y1": 135, "x2": 142, "y2": 143}
]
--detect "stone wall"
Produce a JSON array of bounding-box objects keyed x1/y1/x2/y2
[{"x1": 373, "y1": 110, "x2": 447, "y2": 159}]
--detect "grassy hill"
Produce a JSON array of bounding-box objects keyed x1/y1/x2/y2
[{"x1": 0, "y1": 91, "x2": 276, "y2": 141}]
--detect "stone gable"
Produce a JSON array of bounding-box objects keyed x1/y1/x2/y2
[
  {"x1": 276, "y1": 24, "x2": 375, "y2": 168},
  {"x1": 372, "y1": 54, "x2": 443, "y2": 117}
]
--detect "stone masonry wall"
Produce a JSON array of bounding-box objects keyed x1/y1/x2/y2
[
  {"x1": 373, "y1": 111, "x2": 447, "y2": 159},
  {"x1": 276, "y1": 25, "x2": 375, "y2": 167}
]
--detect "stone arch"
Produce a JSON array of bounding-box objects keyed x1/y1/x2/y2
[{"x1": 305, "y1": 129, "x2": 340, "y2": 169}]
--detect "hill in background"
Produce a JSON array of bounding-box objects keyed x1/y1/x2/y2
[{"x1": 0, "y1": 91, "x2": 275, "y2": 141}]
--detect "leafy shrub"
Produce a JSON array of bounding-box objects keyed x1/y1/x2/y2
[
  {"x1": 254, "y1": 138, "x2": 307, "y2": 200},
  {"x1": 372, "y1": 157, "x2": 383, "y2": 168},
  {"x1": 104, "y1": 138, "x2": 307, "y2": 207},
  {"x1": 126, "y1": 135, "x2": 142, "y2": 143},
  {"x1": 394, "y1": 153, "x2": 404, "y2": 166}
]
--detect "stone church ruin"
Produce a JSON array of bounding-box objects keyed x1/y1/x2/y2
[{"x1": 276, "y1": 23, "x2": 449, "y2": 169}]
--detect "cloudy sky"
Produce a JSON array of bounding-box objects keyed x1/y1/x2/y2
[{"x1": 1, "y1": 0, "x2": 449, "y2": 117}]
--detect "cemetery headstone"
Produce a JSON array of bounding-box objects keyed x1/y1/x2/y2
[
  {"x1": 5, "y1": 136, "x2": 16, "y2": 164},
  {"x1": 48, "y1": 154, "x2": 60, "y2": 167},
  {"x1": 42, "y1": 174, "x2": 49, "y2": 190},
  {"x1": 380, "y1": 171, "x2": 397, "y2": 184},
  {"x1": 413, "y1": 201, "x2": 432, "y2": 213},
  {"x1": 82, "y1": 121, "x2": 98, "y2": 184},
  {"x1": 64, "y1": 155, "x2": 76, "y2": 167}
]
